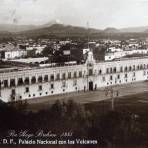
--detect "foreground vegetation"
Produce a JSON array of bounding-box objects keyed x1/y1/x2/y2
[{"x1": 1, "y1": 95, "x2": 148, "y2": 147}]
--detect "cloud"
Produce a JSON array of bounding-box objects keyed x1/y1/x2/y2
[{"x1": 0, "y1": 0, "x2": 148, "y2": 28}]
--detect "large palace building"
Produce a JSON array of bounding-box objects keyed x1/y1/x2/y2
[{"x1": 0, "y1": 51, "x2": 148, "y2": 102}]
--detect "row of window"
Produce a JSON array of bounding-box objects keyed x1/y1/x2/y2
[
  {"x1": 11, "y1": 90, "x2": 55, "y2": 101},
  {"x1": 12, "y1": 86, "x2": 82, "y2": 101},
  {"x1": 106, "y1": 78, "x2": 137, "y2": 85},
  {"x1": 92, "y1": 64, "x2": 148, "y2": 76},
  {"x1": 11, "y1": 82, "x2": 79, "y2": 100},
  {"x1": 105, "y1": 64, "x2": 148, "y2": 74},
  {"x1": 1, "y1": 67, "x2": 148, "y2": 88},
  {"x1": 1, "y1": 72, "x2": 81, "y2": 87},
  {"x1": 11, "y1": 80, "x2": 78, "y2": 95},
  {"x1": 102, "y1": 72, "x2": 136, "y2": 82}
]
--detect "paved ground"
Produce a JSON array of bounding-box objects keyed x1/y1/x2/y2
[{"x1": 26, "y1": 81, "x2": 148, "y2": 111}]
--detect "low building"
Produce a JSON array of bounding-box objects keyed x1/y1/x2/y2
[{"x1": 105, "y1": 48, "x2": 148, "y2": 61}]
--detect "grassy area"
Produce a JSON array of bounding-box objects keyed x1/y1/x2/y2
[
  {"x1": 27, "y1": 91, "x2": 148, "y2": 113},
  {"x1": 3, "y1": 91, "x2": 148, "y2": 148},
  {"x1": 85, "y1": 91, "x2": 148, "y2": 114}
]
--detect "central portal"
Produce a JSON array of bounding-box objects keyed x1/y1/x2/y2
[{"x1": 89, "y1": 81, "x2": 93, "y2": 91}]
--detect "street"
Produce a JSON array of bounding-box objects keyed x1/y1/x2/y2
[{"x1": 26, "y1": 81, "x2": 148, "y2": 111}]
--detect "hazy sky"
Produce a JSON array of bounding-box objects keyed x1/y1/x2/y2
[{"x1": 0, "y1": 0, "x2": 148, "y2": 29}]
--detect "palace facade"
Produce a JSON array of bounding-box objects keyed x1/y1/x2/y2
[{"x1": 0, "y1": 52, "x2": 148, "y2": 102}]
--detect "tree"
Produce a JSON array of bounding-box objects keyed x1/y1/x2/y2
[{"x1": 42, "y1": 46, "x2": 53, "y2": 57}]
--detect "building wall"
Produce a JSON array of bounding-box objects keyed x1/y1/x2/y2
[
  {"x1": 4, "y1": 50, "x2": 27, "y2": 59},
  {"x1": 1, "y1": 57, "x2": 148, "y2": 102},
  {"x1": 105, "y1": 49, "x2": 148, "y2": 61}
]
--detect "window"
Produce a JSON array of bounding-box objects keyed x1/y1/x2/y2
[
  {"x1": 117, "y1": 74, "x2": 120, "y2": 79},
  {"x1": 94, "y1": 70, "x2": 97, "y2": 75},
  {"x1": 88, "y1": 69, "x2": 93, "y2": 76},
  {"x1": 56, "y1": 73, "x2": 60, "y2": 80},
  {"x1": 62, "y1": 73, "x2": 66, "y2": 80},
  {"x1": 140, "y1": 65, "x2": 143, "y2": 70},
  {"x1": 120, "y1": 67, "x2": 123, "y2": 72},
  {"x1": 124, "y1": 67, "x2": 128, "y2": 72},
  {"x1": 110, "y1": 68, "x2": 113, "y2": 73},
  {"x1": 18, "y1": 78, "x2": 23, "y2": 86},
  {"x1": 11, "y1": 89, "x2": 15, "y2": 95},
  {"x1": 73, "y1": 79, "x2": 77, "y2": 86},
  {"x1": 106, "y1": 68, "x2": 109, "y2": 74},
  {"x1": 38, "y1": 76, "x2": 43, "y2": 83},
  {"x1": 113, "y1": 67, "x2": 116, "y2": 73},
  {"x1": 62, "y1": 81, "x2": 66, "y2": 87},
  {"x1": 143, "y1": 71, "x2": 146, "y2": 76},
  {"x1": 10, "y1": 79, "x2": 15, "y2": 87},
  {"x1": 25, "y1": 87, "x2": 29, "y2": 93},
  {"x1": 133, "y1": 65, "x2": 135, "y2": 70},
  {"x1": 88, "y1": 63, "x2": 93, "y2": 67},
  {"x1": 50, "y1": 75, "x2": 54, "y2": 81},
  {"x1": 129, "y1": 66, "x2": 132, "y2": 71},
  {"x1": 74, "y1": 72, "x2": 77, "y2": 78},
  {"x1": 95, "y1": 84, "x2": 97, "y2": 90},
  {"x1": 99, "y1": 69, "x2": 102, "y2": 75},
  {"x1": 44, "y1": 75, "x2": 48, "y2": 82},
  {"x1": 110, "y1": 75, "x2": 113, "y2": 80},
  {"x1": 79, "y1": 71, "x2": 82, "y2": 77},
  {"x1": 51, "y1": 83, "x2": 54, "y2": 89},
  {"x1": 24, "y1": 77, "x2": 29, "y2": 85},
  {"x1": 31, "y1": 76, "x2": 36, "y2": 84},
  {"x1": 4, "y1": 80, "x2": 8, "y2": 87},
  {"x1": 125, "y1": 74, "x2": 128, "y2": 78},
  {"x1": 38, "y1": 85, "x2": 42, "y2": 91},
  {"x1": 144, "y1": 64, "x2": 146, "y2": 69},
  {"x1": 68, "y1": 72, "x2": 71, "y2": 79}
]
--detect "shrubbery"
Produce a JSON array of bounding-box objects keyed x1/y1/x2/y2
[{"x1": 0, "y1": 99, "x2": 148, "y2": 147}]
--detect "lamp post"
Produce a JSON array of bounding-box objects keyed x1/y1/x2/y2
[
  {"x1": 105, "y1": 86, "x2": 119, "y2": 111},
  {"x1": 0, "y1": 81, "x2": 1, "y2": 97}
]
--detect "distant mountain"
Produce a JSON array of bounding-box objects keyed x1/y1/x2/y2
[
  {"x1": 0, "y1": 20, "x2": 63, "y2": 33},
  {"x1": 103, "y1": 26, "x2": 148, "y2": 33},
  {"x1": 21, "y1": 24, "x2": 102, "y2": 35},
  {"x1": 104, "y1": 27, "x2": 120, "y2": 33},
  {"x1": 0, "y1": 24, "x2": 38, "y2": 33},
  {"x1": 1, "y1": 20, "x2": 148, "y2": 34},
  {"x1": 144, "y1": 29, "x2": 148, "y2": 33},
  {"x1": 120, "y1": 26, "x2": 148, "y2": 33}
]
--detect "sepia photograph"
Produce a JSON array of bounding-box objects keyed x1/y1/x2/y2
[{"x1": 1, "y1": 0, "x2": 148, "y2": 147}]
